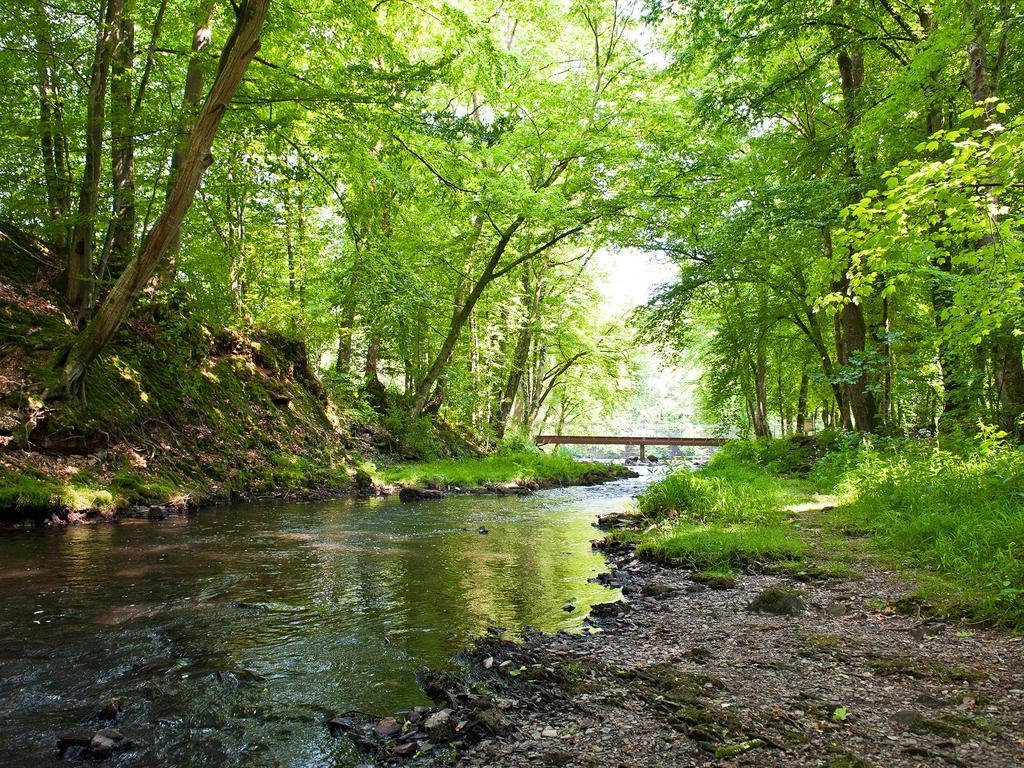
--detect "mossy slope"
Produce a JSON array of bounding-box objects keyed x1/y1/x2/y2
[{"x1": 0, "y1": 230, "x2": 356, "y2": 520}]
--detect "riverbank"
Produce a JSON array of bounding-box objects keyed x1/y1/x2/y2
[
  {"x1": 338, "y1": 437, "x2": 1024, "y2": 766},
  {"x1": 375, "y1": 452, "x2": 637, "y2": 500},
  {"x1": 437, "y1": 537, "x2": 1024, "y2": 767},
  {"x1": 615, "y1": 436, "x2": 1024, "y2": 628},
  {"x1": 343, "y1": 528, "x2": 1024, "y2": 767}
]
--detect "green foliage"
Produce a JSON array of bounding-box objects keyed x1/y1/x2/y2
[
  {"x1": 629, "y1": 454, "x2": 808, "y2": 570},
  {"x1": 379, "y1": 451, "x2": 629, "y2": 489},
  {"x1": 709, "y1": 438, "x2": 814, "y2": 476},
  {"x1": 820, "y1": 437, "x2": 1024, "y2": 626}
]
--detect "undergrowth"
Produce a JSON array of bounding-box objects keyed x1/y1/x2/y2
[
  {"x1": 620, "y1": 446, "x2": 810, "y2": 572},
  {"x1": 377, "y1": 449, "x2": 632, "y2": 489},
  {"x1": 811, "y1": 434, "x2": 1024, "y2": 627},
  {"x1": 625, "y1": 432, "x2": 1024, "y2": 628}
]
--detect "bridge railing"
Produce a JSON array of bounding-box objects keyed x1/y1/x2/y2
[{"x1": 534, "y1": 434, "x2": 726, "y2": 460}]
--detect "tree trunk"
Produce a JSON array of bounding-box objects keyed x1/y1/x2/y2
[
  {"x1": 57, "y1": 0, "x2": 271, "y2": 398},
  {"x1": 751, "y1": 351, "x2": 771, "y2": 438},
  {"x1": 33, "y1": 0, "x2": 72, "y2": 250},
  {"x1": 68, "y1": 0, "x2": 120, "y2": 316},
  {"x1": 992, "y1": 331, "x2": 1024, "y2": 439},
  {"x1": 840, "y1": 295, "x2": 876, "y2": 432},
  {"x1": 796, "y1": 371, "x2": 809, "y2": 434},
  {"x1": 163, "y1": 0, "x2": 218, "y2": 281},
  {"x1": 335, "y1": 244, "x2": 359, "y2": 375},
  {"x1": 492, "y1": 269, "x2": 540, "y2": 438},
  {"x1": 411, "y1": 215, "x2": 525, "y2": 416},
  {"x1": 108, "y1": 0, "x2": 136, "y2": 275}
]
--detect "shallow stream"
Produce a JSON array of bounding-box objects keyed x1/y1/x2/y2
[{"x1": 0, "y1": 471, "x2": 654, "y2": 766}]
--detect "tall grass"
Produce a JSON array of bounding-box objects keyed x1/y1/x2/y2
[
  {"x1": 628, "y1": 452, "x2": 809, "y2": 572},
  {"x1": 814, "y1": 438, "x2": 1024, "y2": 626}
]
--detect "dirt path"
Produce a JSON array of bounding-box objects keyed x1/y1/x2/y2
[{"x1": 446, "y1": 542, "x2": 1024, "y2": 767}]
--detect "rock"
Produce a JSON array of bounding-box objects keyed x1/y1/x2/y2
[
  {"x1": 498, "y1": 660, "x2": 514, "y2": 673},
  {"x1": 483, "y1": 656, "x2": 494, "y2": 669},
  {"x1": 399, "y1": 487, "x2": 445, "y2": 502},
  {"x1": 589, "y1": 600, "x2": 628, "y2": 620},
  {"x1": 269, "y1": 391, "x2": 291, "y2": 406},
  {"x1": 541, "y1": 727, "x2": 558, "y2": 737},
  {"x1": 97, "y1": 696, "x2": 125, "y2": 722},
  {"x1": 685, "y1": 645, "x2": 714, "y2": 664},
  {"x1": 825, "y1": 601, "x2": 851, "y2": 617},
  {"x1": 89, "y1": 728, "x2": 128, "y2": 758},
  {"x1": 423, "y1": 710, "x2": 456, "y2": 741},
  {"x1": 916, "y1": 693, "x2": 946, "y2": 708},
  {"x1": 891, "y1": 709, "x2": 924, "y2": 729},
  {"x1": 391, "y1": 741, "x2": 418, "y2": 757},
  {"x1": 542, "y1": 748, "x2": 574, "y2": 766},
  {"x1": 57, "y1": 730, "x2": 95, "y2": 754},
  {"x1": 474, "y1": 706, "x2": 511, "y2": 736},
  {"x1": 373, "y1": 717, "x2": 402, "y2": 739},
  {"x1": 562, "y1": 603, "x2": 575, "y2": 612},
  {"x1": 146, "y1": 505, "x2": 169, "y2": 519},
  {"x1": 692, "y1": 573, "x2": 736, "y2": 590},
  {"x1": 495, "y1": 483, "x2": 531, "y2": 496},
  {"x1": 59, "y1": 728, "x2": 128, "y2": 759},
  {"x1": 641, "y1": 583, "x2": 675, "y2": 598},
  {"x1": 747, "y1": 585, "x2": 806, "y2": 616}
]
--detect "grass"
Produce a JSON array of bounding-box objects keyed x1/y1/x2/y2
[
  {"x1": 617, "y1": 444, "x2": 811, "y2": 573},
  {"x1": 810, "y1": 436, "x2": 1024, "y2": 627},
  {"x1": 635, "y1": 524, "x2": 806, "y2": 571},
  {"x1": 376, "y1": 449, "x2": 631, "y2": 489},
  {"x1": 624, "y1": 433, "x2": 1024, "y2": 629}
]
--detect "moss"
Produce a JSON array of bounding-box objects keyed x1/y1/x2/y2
[
  {"x1": 866, "y1": 655, "x2": 987, "y2": 683},
  {"x1": 0, "y1": 467, "x2": 60, "y2": 511},
  {"x1": 801, "y1": 633, "x2": 844, "y2": 655},
  {"x1": 828, "y1": 755, "x2": 876, "y2": 768},
  {"x1": 714, "y1": 739, "x2": 764, "y2": 758},
  {"x1": 621, "y1": 662, "x2": 725, "y2": 707}
]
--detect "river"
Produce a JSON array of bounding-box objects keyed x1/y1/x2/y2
[{"x1": 0, "y1": 471, "x2": 655, "y2": 767}]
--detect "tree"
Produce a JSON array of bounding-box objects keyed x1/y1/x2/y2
[{"x1": 56, "y1": 0, "x2": 271, "y2": 397}]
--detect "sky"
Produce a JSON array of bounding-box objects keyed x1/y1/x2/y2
[{"x1": 594, "y1": 247, "x2": 677, "y2": 318}]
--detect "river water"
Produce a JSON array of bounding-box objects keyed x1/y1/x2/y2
[{"x1": 0, "y1": 471, "x2": 654, "y2": 767}]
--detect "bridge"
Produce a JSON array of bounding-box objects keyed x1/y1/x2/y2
[{"x1": 534, "y1": 434, "x2": 726, "y2": 461}]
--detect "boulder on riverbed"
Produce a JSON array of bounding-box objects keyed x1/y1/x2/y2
[
  {"x1": 399, "y1": 487, "x2": 445, "y2": 502},
  {"x1": 423, "y1": 709, "x2": 456, "y2": 740},
  {"x1": 747, "y1": 585, "x2": 806, "y2": 616},
  {"x1": 57, "y1": 728, "x2": 130, "y2": 760}
]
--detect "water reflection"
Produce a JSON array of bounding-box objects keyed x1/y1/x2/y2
[{"x1": 0, "y1": 473, "x2": 651, "y2": 767}]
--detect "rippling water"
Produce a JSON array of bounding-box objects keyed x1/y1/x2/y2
[{"x1": 0, "y1": 471, "x2": 654, "y2": 767}]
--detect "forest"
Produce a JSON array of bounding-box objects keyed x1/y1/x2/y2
[
  {"x1": 0, "y1": 0, "x2": 1023, "y2": 767},
  {"x1": 0, "y1": 0, "x2": 1020, "y2": 445}
]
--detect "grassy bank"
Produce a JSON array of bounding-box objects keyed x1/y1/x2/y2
[
  {"x1": 614, "y1": 446, "x2": 811, "y2": 574},
  {"x1": 618, "y1": 435, "x2": 1024, "y2": 628},
  {"x1": 813, "y1": 436, "x2": 1024, "y2": 627},
  {"x1": 375, "y1": 450, "x2": 634, "y2": 490}
]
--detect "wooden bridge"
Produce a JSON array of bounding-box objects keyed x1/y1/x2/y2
[{"x1": 534, "y1": 434, "x2": 726, "y2": 460}]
